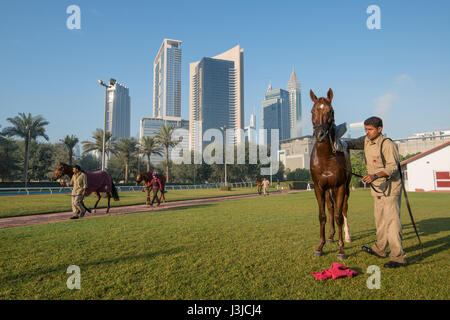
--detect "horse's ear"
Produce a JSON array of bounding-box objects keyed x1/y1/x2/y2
[
  {"x1": 327, "y1": 88, "x2": 333, "y2": 102},
  {"x1": 310, "y1": 90, "x2": 318, "y2": 103}
]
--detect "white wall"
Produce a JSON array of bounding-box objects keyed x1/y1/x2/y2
[{"x1": 405, "y1": 145, "x2": 450, "y2": 191}]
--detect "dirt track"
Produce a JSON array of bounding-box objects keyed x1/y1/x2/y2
[{"x1": 0, "y1": 190, "x2": 301, "y2": 229}]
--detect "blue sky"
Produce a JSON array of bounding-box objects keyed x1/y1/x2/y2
[{"x1": 1, "y1": 0, "x2": 450, "y2": 143}]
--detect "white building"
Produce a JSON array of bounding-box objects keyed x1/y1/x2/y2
[
  {"x1": 395, "y1": 130, "x2": 450, "y2": 157},
  {"x1": 401, "y1": 141, "x2": 450, "y2": 192},
  {"x1": 106, "y1": 79, "x2": 130, "y2": 138},
  {"x1": 153, "y1": 39, "x2": 182, "y2": 118},
  {"x1": 278, "y1": 135, "x2": 315, "y2": 171}
]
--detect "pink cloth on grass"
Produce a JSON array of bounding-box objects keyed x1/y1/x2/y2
[{"x1": 312, "y1": 263, "x2": 358, "y2": 280}]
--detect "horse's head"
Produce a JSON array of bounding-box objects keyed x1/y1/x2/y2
[
  {"x1": 51, "y1": 163, "x2": 65, "y2": 181},
  {"x1": 310, "y1": 88, "x2": 335, "y2": 143},
  {"x1": 136, "y1": 172, "x2": 144, "y2": 186}
]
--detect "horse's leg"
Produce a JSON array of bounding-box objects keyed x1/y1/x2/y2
[
  {"x1": 325, "y1": 190, "x2": 335, "y2": 243},
  {"x1": 93, "y1": 192, "x2": 101, "y2": 214},
  {"x1": 106, "y1": 193, "x2": 111, "y2": 214},
  {"x1": 146, "y1": 187, "x2": 151, "y2": 205},
  {"x1": 334, "y1": 185, "x2": 347, "y2": 260},
  {"x1": 313, "y1": 186, "x2": 326, "y2": 257},
  {"x1": 343, "y1": 190, "x2": 351, "y2": 243}
]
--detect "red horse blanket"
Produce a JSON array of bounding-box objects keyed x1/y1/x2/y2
[
  {"x1": 83, "y1": 170, "x2": 112, "y2": 196},
  {"x1": 312, "y1": 263, "x2": 358, "y2": 280}
]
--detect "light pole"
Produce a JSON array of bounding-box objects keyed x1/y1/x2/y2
[
  {"x1": 221, "y1": 125, "x2": 227, "y2": 186},
  {"x1": 97, "y1": 79, "x2": 114, "y2": 171}
]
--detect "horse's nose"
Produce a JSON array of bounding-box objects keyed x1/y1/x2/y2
[{"x1": 315, "y1": 129, "x2": 326, "y2": 142}]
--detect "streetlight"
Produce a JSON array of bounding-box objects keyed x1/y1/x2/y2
[
  {"x1": 220, "y1": 125, "x2": 227, "y2": 186},
  {"x1": 97, "y1": 79, "x2": 114, "y2": 171}
]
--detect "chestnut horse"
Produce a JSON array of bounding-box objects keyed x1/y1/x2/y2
[
  {"x1": 136, "y1": 171, "x2": 167, "y2": 205},
  {"x1": 51, "y1": 163, "x2": 119, "y2": 213},
  {"x1": 256, "y1": 177, "x2": 262, "y2": 195},
  {"x1": 310, "y1": 89, "x2": 351, "y2": 260}
]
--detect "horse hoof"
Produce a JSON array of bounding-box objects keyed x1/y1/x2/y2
[
  {"x1": 314, "y1": 251, "x2": 323, "y2": 257},
  {"x1": 337, "y1": 254, "x2": 347, "y2": 260},
  {"x1": 345, "y1": 238, "x2": 352, "y2": 243},
  {"x1": 327, "y1": 239, "x2": 335, "y2": 243}
]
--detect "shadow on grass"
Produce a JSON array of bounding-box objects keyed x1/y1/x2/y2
[
  {"x1": 406, "y1": 235, "x2": 450, "y2": 264},
  {"x1": 136, "y1": 203, "x2": 216, "y2": 213},
  {"x1": 1, "y1": 246, "x2": 185, "y2": 283}
]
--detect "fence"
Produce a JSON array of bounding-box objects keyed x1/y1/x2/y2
[{"x1": 0, "y1": 182, "x2": 256, "y2": 196}]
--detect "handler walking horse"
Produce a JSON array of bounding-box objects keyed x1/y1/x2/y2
[
  {"x1": 256, "y1": 177, "x2": 262, "y2": 195},
  {"x1": 310, "y1": 89, "x2": 351, "y2": 260},
  {"x1": 136, "y1": 171, "x2": 167, "y2": 205},
  {"x1": 52, "y1": 163, "x2": 119, "y2": 213}
]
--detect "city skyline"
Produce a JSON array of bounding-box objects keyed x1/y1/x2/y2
[{"x1": 1, "y1": 1, "x2": 450, "y2": 145}]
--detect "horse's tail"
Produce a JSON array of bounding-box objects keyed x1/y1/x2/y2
[{"x1": 111, "y1": 182, "x2": 120, "y2": 201}]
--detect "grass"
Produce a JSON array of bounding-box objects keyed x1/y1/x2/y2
[
  {"x1": 0, "y1": 190, "x2": 449, "y2": 299},
  {"x1": 0, "y1": 186, "x2": 277, "y2": 218}
]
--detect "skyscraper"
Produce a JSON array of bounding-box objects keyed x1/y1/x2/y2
[
  {"x1": 189, "y1": 45, "x2": 244, "y2": 151},
  {"x1": 153, "y1": 39, "x2": 182, "y2": 118},
  {"x1": 287, "y1": 69, "x2": 302, "y2": 138},
  {"x1": 262, "y1": 84, "x2": 290, "y2": 145},
  {"x1": 106, "y1": 79, "x2": 131, "y2": 138},
  {"x1": 245, "y1": 113, "x2": 257, "y2": 144}
]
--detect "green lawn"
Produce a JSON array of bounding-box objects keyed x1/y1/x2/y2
[
  {"x1": 0, "y1": 186, "x2": 276, "y2": 218},
  {"x1": 0, "y1": 190, "x2": 449, "y2": 299}
]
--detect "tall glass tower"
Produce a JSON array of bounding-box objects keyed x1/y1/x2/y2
[
  {"x1": 262, "y1": 84, "x2": 290, "y2": 145},
  {"x1": 106, "y1": 79, "x2": 131, "y2": 138},
  {"x1": 153, "y1": 39, "x2": 182, "y2": 118},
  {"x1": 287, "y1": 69, "x2": 302, "y2": 138},
  {"x1": 189, "y1": 45, "x2": 244, "y2": 152}
]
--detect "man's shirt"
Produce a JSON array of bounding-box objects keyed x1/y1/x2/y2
[
  {"x1": 67, "y1": 172, "x2": 87, "y2": 196},
  {"x1": 347, "y1": 134, "x2": 402, "y2": 197}
]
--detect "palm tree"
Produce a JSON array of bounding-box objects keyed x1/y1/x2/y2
[
  {"x1": 81, "y1": 129, "x2": 116, "y2": 167},
  {"x1": 113, "y1": 137, "x2": 139, "y2": 183},
  {"x1": 3, "y1": 113, "x2": 49, "y2": 187},
  {"x1": 140, "y1": 136, "x2": 163, "y2": 172},
  {"x1": 60, "y1": 134, "x2": 79, "y2": 165},
  {"x1": 155, "y1": 125, "x2": 179, "y2": 183}
]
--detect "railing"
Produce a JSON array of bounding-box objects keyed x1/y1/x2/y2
[{"x1": 0, "y1": 182, "x2": 256, "y2": 196}]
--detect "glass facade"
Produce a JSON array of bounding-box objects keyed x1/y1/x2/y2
[
  {"x1": 106, "y1": 81, "x2": 131, "y2": 138},
  {"x1": 262, "y1": 88, "x2": 290, "y2": 145},
  {"x1": 153, "y1": 39, "x2": 182, "y2": 118},
  {"x1": 190, "y1": 57, "x2": 236, "y2": 149}
]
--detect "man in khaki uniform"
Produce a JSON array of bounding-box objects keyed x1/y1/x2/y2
[
  {"x1": 61, "y1": 165, "x2": 87, "y2": 220},
  {"x1": 262, "y1": 178, "x2": 270, "y2": 196},
  {"x1": 346, "y1": 116, "x2": 407, "y2": 268}
]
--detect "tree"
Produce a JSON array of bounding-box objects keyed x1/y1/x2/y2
[
  {"x1": 77, "y1": 154, "x2": 100, "y2": 172},
  {"x1": 3, "y1": 113, "x2": 49, "y2": 186},
  {"x1": 350, "y1": 150, "x2": 367, "y2": 188},
  {"x1": 81, "y1": 129, "x2": 116, "y2": 166},
  {"x1": 286, "y1": 168, "x2": 311, "y2": 181},
  {"x1": 0, "y1": 127, "x2": 21, "y2": 181},
  {"x1": 113, "y1": 137, "x2": 139, "y2": 183},
  {"x1": 28, "y1": 142, "x2": 55, "y2": 181},
  {"x1": 155, "y1": 125, "x2": 179, "y2": 183},
  {"x1": 60, "y1": 134, "x2": 79, "y2": 165},
  {"x1": 140, "y1": 136, "x2": 163, "y2": 172}
]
